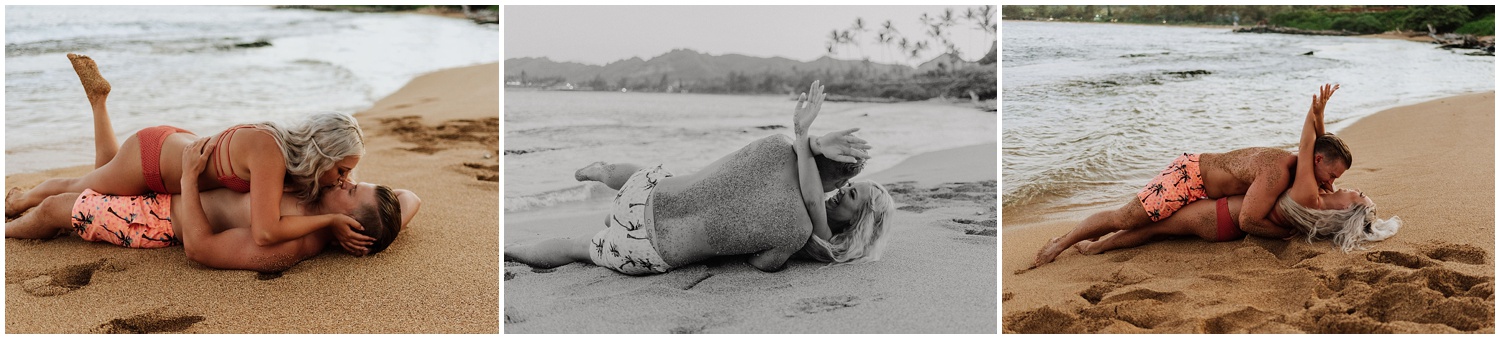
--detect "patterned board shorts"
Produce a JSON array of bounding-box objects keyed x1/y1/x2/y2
[
  {"x1": 589, "y1": 165, "x2": 674, "y2": 275},
  {"x1": 71, "y1": 189, "x2": 179, "y2": 249},
  {"x1": 1136, "y1": 153, "x2": 1207, "y2": 222}
]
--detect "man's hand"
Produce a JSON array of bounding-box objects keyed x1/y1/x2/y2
[
  {"x1": 814, "y1": 128, "x2": 871, "y2": 163},
  {"x1": 329, "y1": 214, "x2": 373, "y2": 256},
  {"x1": 180, "y1": 137, "x2": 212, "y2": 187},
  {"x1": 793, "y1": 80, "x2": 825, "y2": 136}
]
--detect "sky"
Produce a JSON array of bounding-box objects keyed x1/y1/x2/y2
[{"x1": 504, "y1": 5, "x2": 996, "y2": 67}]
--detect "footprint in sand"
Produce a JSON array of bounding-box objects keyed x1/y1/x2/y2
[
  {"x1": 1364, "y1": 250, "x2": 1437, "y2": 269},
  {"x1": 21, "y1": 259, "x2": 122, "y2": 297},
  {"x1": 1004, "y1": 306, "x2": 1081, "y2": 333},
  {"x1": 95, "y1": 309, "x2": 204, "y2": 334},
  {"x1": 464, "y1": 162, "x2": 499, "y2": 182},
  {"x1": 1421, "y1": 243, "x2": 1489, "y2": 265},
  {"x1": 670, "y1": 311, "x2": 735, "y2": 334},
  {"x1": 504, "y1": 305, "x2": 525, "y2": 324},
  {"x1": 786, "y1": 295, "x2": 871, "y2": 317},
  {"x1": 380, "y1": 116, "x2": 499, "y2": 155},
  {"x1": 952, "y1": 218, "x2": 998, "y2": 237}
]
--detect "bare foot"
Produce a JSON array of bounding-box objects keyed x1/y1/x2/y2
[
  {"x1": 1029, "y1": 237, "x2": 1064, "y2": 269},
  {"x1": 574, "y1": 161, "x2": 607, "y2": 182},
  {"x1": 1074, "y1": 240, "x2": 1096, "y2": 255},
  {"x1": 67, "y1": 53, "x2": 110, "y2": 104},
  {"x1": 6, "y1": 187, "x2": 25, "y2": 218}
]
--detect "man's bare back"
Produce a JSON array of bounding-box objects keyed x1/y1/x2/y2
[
  {"x1": 1200, "y1": 147, "x2": 1296, "y2": 199},
  {"x1": 650, "y1": 134, "x2": 811, "y2": 266}
]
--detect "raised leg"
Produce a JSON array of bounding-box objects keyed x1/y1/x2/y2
[
  {"x1": 1031, "y1": 199, "x2": 1152, "y2": 268},
  {"x1": 504, "y1": 237, "x2": 593, "y2": 269},
  {"x1": 575, "y1": 162, "x2": 645, "y2": 190},
  {"x1": 6, "y1": 193, "x2": 79, "y2": 239},
  {"x1": 68, "y1": 53, "x2": 116, "y2": 168}
]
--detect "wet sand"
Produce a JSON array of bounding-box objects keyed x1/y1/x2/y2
[
  {"x1": 1003, "y1": 92, "x2": 1495, "y2": 333},
  {"x1": 504, "y1": 142, "x2": 997, "y2": 333},
  {"x1": 5, "y1": 63, "x2": 500, "y2": 333}
]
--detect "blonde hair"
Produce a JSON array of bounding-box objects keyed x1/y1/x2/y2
[
  {"x1": 1276, "y1": 192, "x2": 1402, "y2": 252},
  {"x1": 254, "y1": 112, "x2": 365, "y2": 204},
  {"x1": 799, "y1": 180, "x2": 896, "y2": 264}
]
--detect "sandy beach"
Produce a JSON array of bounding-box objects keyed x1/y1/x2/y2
[
  {"x1": 504, "y1": 142, "x2": 997, "y2": 333},
  {"x1": 5, "y1": 62, "x2": 500, "y2": 333},
  {"x1": 1002, "y1": 92, "x2": 1495, "y2": 333}
]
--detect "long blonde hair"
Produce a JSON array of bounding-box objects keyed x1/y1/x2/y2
[
  {"x1": 254, "y1": 112, "x2": 365, "y2": 204},
  {"x1": 799, "y1": 180, "x2": 896, "y2": 264},
  {"x1": 1276, "y1": 192, "x2": 1402, "y2": 252}
]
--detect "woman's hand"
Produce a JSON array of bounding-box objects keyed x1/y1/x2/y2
[
  {"x1": 1312, "y1": 83, "x2": 1338, "y2": 120},
  {"x1": 329, "y1": 214, "x2": 373, "y2": 256},
  {"x1": 814, "y1": 128, "x2": 872, "y2": 163},
  {"x1": 793, "y1": 80, "x2": 825, "y2": 137},
  {"x1": 179, "y1": 137, "x2": 212, "y2": 185}
]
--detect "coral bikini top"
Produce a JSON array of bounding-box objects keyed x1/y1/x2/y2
[{"x1": 212, "y1": 125, "x2": 260, "y2": 193}]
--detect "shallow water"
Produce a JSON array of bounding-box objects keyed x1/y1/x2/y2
[
  {"x1": 5, "y1": 5, "x2": 498, "y2": 174},
  {"x1": 503, "y1": 89, "x2": 997, "y2": 212},
  {"x1": 1001, "y1": 21, "x2": 1494, "y2": 215}
]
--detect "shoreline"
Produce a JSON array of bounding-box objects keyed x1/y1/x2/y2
[
  {"x1": 505, "y1": 142, "x2": 997, "y2": 333},
  {"x1": 1002, "y1": 92, "x2": 1495, "y2": 333},
  {"x1": 5, "y1": 63, "x2": 500, "y2": 333}
]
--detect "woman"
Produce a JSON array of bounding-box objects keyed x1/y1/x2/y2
[
  {"x1": 505, "y1": 82, "x2": 896, "y2": 275},
  {"x1": 1072, "y1": 84, "x2": 1402, "y2": 255},
  {"x1": 6, "y1": 54, "x2": 375, "y2": 254}
]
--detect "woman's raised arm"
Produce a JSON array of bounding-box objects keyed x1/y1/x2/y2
[
  {"x1": 1288, "y1": 84, "x2": 1338, "y2": 207},
  {"x1": 793, "y1": 81, "x2": 833, "y2": 241}
]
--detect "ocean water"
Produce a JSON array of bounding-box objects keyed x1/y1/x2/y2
[
  {"x1": 1002, "y1": 21, "x2": 1494, "y2": 216},
  {"x1": 504, "y1": 89, "x2": 997, "y2": 212},
  {"x1": 5, "y1": 5, "x2": 498, "y2": 174}
]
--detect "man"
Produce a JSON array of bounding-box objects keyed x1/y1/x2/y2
[
  {"x1": 5, "y1": 181, "x2": 419, "y2": 273},
  {"x1": 1031, "y1": 115, "x2": 1354, "y2": 269}
]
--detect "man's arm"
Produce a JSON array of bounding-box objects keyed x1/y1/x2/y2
[
  {"x1": 1238, "y1": 168, "x2": 1294, "y2": 238},
  {"x1": 177, "y1": 138, "x2": 322, "y2": 272}
]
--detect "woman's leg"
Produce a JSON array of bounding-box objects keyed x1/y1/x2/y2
[
  {"x1": 6, "y1": 136, "x2": 148, "y2": 217},
  {"x1": 68, "y1": 53, "x2": 115, "y2": 168},
  {"x1": 1031, "y1": 198, "x2": 1154, "y2": 268},
  {"x1": 575, "y1": 162, "x2": 645, "y2": 190},
  {"x1": 5, "y1": 193, "x2": 79, "y2": 239},
  {"x1": 1077, "y1": 197, "x2": 1240, "y2": 254},
  {"x1": 504, "y1": 237, "x2": 593, "y2": 269}
]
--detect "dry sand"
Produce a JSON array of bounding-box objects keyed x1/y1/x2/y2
[
  {"x1": 1002, "y1": 92, "x2": 1496, "y2": 333},
  {"x1": 504, "y1": 142, "x2": 997, "y2": 333},
  {"x1": 4, "y1": 62, "x2": 500, "y2": 333}
]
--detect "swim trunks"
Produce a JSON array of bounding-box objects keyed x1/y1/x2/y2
[
  {"x1": 1214, "y1": 197, "x2": 1244, "y2": 242},
  {"x1": 138, "y1": 125, "x2": 194, "y2": 194},
  {"x1": 71, "y1": 189, "x2": 178, "y2": 249},
  {"x1": 1137, "y1": 153, "x2": 1207, "y2": 222},
  {"x1": 589, "y1": 165, "x2": 673, "y2": 275}
]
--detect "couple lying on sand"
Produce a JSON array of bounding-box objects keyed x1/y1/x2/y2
[
  {"x1": 1031, "y1": 84, "x2": 1403, "y2": 269},
  {"x1": 6, "y1": 54, "x2": 421, "y2": 273},
  {"x1": 506, "y1": 81, "x2": 897, "y2": 275}
]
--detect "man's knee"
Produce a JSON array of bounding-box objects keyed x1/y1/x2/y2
[
  {"x1": 37, "y1": 193, "x2": 79, "y2": 224},
  {"x1": 1112, "y1": 199, "x2": 1151, "y2": 229}
]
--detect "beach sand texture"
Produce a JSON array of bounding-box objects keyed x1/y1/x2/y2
[
  {"x1": 4, "y1": 63, "x2": 500, "y2": 333},
  {"x1": 1003, "y1": 92, "x2": 1496, "y2": 333},
  {"x1": 504, "y1": 142, "x2": 997, "y2": 333}
]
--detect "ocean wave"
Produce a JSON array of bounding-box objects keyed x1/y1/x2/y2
[{"x1": 504, "y1": 183, "x2": 617, "y2": 213}]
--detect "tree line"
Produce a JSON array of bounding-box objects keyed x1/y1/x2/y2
[{"x1": 1003, "y1": 5, "x2": 1494, "y2": 35}]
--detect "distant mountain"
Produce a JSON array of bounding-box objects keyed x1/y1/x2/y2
[{"x1": 506, "y1": 49, "x2": 916, "y2": 83}]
